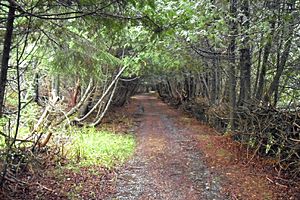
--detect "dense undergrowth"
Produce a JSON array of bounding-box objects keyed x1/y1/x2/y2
[
  {"x1": 158, "y1": 93, "x2": 300, "y2": 181},
  {"x1": 0, "y1": 125, "x2": 136, "y2": 199}
]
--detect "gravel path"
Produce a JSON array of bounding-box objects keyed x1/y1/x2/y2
[{"x1": 109, "y1": 95, "x2": 228, "y2": 200}]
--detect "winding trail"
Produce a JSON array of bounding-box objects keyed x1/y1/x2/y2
[{"x1": 110, "y1": 95, "x2": 228, "y2": 200}]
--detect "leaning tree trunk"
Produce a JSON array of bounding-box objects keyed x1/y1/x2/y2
[{"x1": 0, "y1": 3, "x2": 15, "y2": 117}]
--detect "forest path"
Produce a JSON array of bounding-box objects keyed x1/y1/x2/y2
[{"x1": 110, "y1": 94, "x2": 227, "y2": 200}]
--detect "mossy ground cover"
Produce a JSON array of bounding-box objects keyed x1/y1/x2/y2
[
  {"x1": 65, "y1": 127, "x2": 136, "y2": 169},
  {"x1": 0, "y1": 126, "x2": 136, "y2": 199}
]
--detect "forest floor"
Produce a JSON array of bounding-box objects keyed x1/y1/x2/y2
[
  {"x1": 2, "y1": 94, "x2": 299, "y2": 199},
  {"x1": 109, "y1": 94, "x2": 299, "y2": 200}
]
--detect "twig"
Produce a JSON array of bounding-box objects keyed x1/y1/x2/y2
[{"x1": 35, "y1": 182, "x2": 55, "y2": 192}]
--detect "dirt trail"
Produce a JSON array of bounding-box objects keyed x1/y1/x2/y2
[
  {"x1": 110, "y1": 95, "x2": 228, "y2": 200},
  {"x1": 3, "y1": 94, "x2": 296, "y2": 200}
]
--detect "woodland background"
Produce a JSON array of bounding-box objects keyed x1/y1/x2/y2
[{"x1": 0, "y1": 0, "x2": 299, "y2": 194}]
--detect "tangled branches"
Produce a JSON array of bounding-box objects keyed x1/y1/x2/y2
[{"x1": 236, "y1": 104, "x2": 300, "y2": 179}]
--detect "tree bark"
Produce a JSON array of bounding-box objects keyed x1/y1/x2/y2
[
  {"x1": 33, "y1": 73, "x2": 39, "y2": 103},
  {"x1": 264, "y1": 35, "x2": 293, "y2": 103},
  {"x1": 253, "y1": 44, "x2": 262, "y2": 96},
  {"x1": 51, "y1": 75, "x2": 60, "y2": 101},
  {"x1": 238, "y1": 0, "x2": 251, "y2": 106},
  {"x1": 228, "y1": 0, "x2": 238, "y2": 130},
  {"x1": 255, "y1": 22, "x2": 274, "y2": 100},
  {"x1": 264, "y1": 2, "x2": 295, "y2": 104},
  {"x1": 0, "y1": 4, "x2": 15, "y2": 117},
  {"x1": 69, "y1": 78, "x2": 81, "y2": 108},
  {"x1": 211, "y1": 61, "x2": 217, "y2": 105}
]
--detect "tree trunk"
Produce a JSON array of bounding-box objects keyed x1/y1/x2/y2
[
  {"x1": 33, "y1": 72, "x2": 39, "y2": 103},
  {"x1": 211, "y1": 61, "x2": 217, "y2": 105},
  {"x1": 264, "y1": 35, "x2": 293, "y2": 103},
  {"x1": 238, "y1": 0, "x2": 251, "y2": 106},
  {"x1": 228, "y1": 0, "x2": 238, "y2": 130},
  {"x1": 51, "y1": 75, "x2": 60, "y2": 100},
  {"x1": 273, "y1": 34, "x2": 283, "y2": 107},
  {"x1": 0, "y1": 4, "x2": 15, "y2": 117},
  {"x1": 253, "y1": 44, "x2": 262, "y2": 96},
  {"x1": 264, "y1": 2, "x2": 295, "y2": 104},
  {"x1": 255, "y1": 22, "x2": 274, "y2": 100},
  {"x1": 69, "y1": 78, "x2": 81, "y2": 108}
]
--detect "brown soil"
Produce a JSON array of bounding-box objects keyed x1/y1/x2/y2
[{"x1": 110, "y1": 94, "x2": 299, "y2": 200}]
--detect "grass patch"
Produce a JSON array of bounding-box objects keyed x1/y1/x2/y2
[
  {"x1": 181, "y1": 117, "x2": 192, "y2": 125},
  {"x1": 65, "y1": 127, "x2": 136, "y2": 169},
  {"x1": 216, "y1": 148, "x2": 232, "y2": 158}
]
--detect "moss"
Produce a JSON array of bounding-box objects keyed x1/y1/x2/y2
[{"x1": 65, "y1": 127, "x2": 136, "y2": 169}]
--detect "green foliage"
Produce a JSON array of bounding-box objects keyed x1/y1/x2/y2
[
  {"x1": 0, "y1": 102, "x2": 43, "y2": 149},
  {"x1": 5, "y1": 92, "x2": 18, "y2": 107},
  {"x1": 19, "y1": 103, "x2": 40, "y2": 132},
  {"x1": 0, "y1": 136, "x2": 4, "y2": 149},
  {"x1": 48, "y1": 33, "x2": 122, "y2": 80},
  {"x1": 65, "y1": 127, "x2": 136, "y2": 168},
  {"x1": 0, "y1": 117, "x2": 9, "y2": 148}
]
